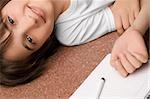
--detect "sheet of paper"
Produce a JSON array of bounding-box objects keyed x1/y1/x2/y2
[{"x1": 69, "y1": 54, "x2": 150, "y2": 99}]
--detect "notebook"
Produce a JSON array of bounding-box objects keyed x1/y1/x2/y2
[{"x1": 69, "y1": 54, "x2": 150, "y2": 99}]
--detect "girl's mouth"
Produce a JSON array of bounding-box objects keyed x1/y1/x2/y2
[{"x1": 27, "y1": 5, "x2": 46, "y2": 23}]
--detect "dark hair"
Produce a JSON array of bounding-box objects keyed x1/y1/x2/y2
[{"x1": 0, "y1": 0, "x2": 59, "y2": 86}]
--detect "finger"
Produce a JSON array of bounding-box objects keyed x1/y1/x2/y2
[
  {"x1": 134, "y1": 11, "x2": 139, "y2": 19},
  {"x1": 110, "y1": 53, "x2": 118, "y2": 67},
  {"x1": 121, "y1": 14, "x2": 130, "y2": 30},
  {"x1": 119, "y1": 53, "x2": 136, "y2": 74},
  {"x1": 110, "y1": 54, "x2": 128, "y2": 77},
  {"x1": 134, "y1": 6, "x2": 140, "y2": 19},
  {"x1": 129, "y1": 12, "x2": 135, "y2": 26},
  {"x1": 126, "y1": 52, "x2": 142, "y2": 69},
  {"x1": 115, "y1": 58, "x2": 128, "y2": 77},
  {"x1": 131, "y1": 52, "x2": 148, "y2": 63},
  {"x1": 115, "y1": 14, "x2": 124, "y2": 34}
]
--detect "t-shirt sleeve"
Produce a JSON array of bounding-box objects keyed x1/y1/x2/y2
[{"x1": 55, "y1": 0, "x2": 116, "y2": 46}]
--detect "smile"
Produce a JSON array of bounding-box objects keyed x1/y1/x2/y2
[{"x1": 27, "y1": 5, "x2": 46, "y2": 23}]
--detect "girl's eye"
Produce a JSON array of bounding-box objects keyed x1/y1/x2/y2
[
  {"x1": 26, "y1": 36, "x2": 33, "y2": 44},
  {"x1": 7, "y1": 16, "x2": 15, "y2": 25}
]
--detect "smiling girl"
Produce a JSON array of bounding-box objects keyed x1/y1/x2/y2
[
  {"x1": 0, "y1": 0, "x2": 64, "y2": 86},
  {"x1": 0, "y1": 0, "x2": 143, "y2": 86}
]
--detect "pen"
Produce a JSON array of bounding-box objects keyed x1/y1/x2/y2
[
  {"x1": 96, "y1": 77, "x2": 105, "y2": 99},
  {"x1": 145, "y1": 89, "x2": 150, "y2": 99}
]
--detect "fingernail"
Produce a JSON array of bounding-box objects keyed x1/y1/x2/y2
[
  {"x1": 122, "y1": 73, "x2": 128, "y2": 77},
  {"x1": 143, "y1": 58, "x2": 148, "y2": 63}
]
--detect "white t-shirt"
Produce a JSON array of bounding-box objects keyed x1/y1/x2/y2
[{"x1": 55, "y1": 0, "x2": 116, "y2": 46}]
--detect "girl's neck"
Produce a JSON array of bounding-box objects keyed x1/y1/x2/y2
[{"x1": 51, "y1": 0, "x2": 70, "y2": 21}]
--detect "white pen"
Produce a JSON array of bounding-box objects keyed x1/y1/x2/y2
[
  {"x1": 145, "y1": 89, "x2": 150, "y2": 99},
  {"x1": 96, "y1": 77, "x2": 105, "y2": 99}
]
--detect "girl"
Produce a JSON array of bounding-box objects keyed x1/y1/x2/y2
[{"x1": 0, "y1": 0, "x2": 142, "y2": 86}]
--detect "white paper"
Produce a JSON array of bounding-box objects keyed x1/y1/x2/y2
[{"x1": 69, "y1": 54, "x2": 150, "y2": 99}]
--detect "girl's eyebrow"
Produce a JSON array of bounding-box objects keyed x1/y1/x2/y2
[
  {"x1": 3, "y1": 18, "x2": 12, "y2": 32},
  {"x1": 0, "y1": 21, "x2": 12, "y2": 43},
  {"x1": 0, "y1": 30, "x2": 10, "y2": 43}
]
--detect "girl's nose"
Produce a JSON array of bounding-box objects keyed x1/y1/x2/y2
[
  {"x1": 17, "y1": 15, "x2": 37, "y2": 34},
  {"x1": 26, "y1": 15, "x2": 37, "y2": 29}
]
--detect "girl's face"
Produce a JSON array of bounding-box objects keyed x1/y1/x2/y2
[{"x1": 2, "y1": 0, "x2": 55, "y2": 61}]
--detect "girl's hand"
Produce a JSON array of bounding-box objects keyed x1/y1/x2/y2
[
  {"x1": 110, "y1": 0, "x2": 140, "y2": 34},
  {"x1": 110, "y1": 27, "x2": 148, "y2": 77}
]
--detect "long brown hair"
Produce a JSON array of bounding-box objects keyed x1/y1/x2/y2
[{"x1": 0, "y1": 0, "x2": 59, "y2": 86}]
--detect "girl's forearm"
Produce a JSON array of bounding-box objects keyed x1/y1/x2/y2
[
  {"x1": 131, "y1": 0, "x2": 149, "y2": 36},
  {"x1": 131, "y1": 7, "x2": 149, "y2": 36}
]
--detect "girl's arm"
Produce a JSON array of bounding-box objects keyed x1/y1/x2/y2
[
  {"x1": 110, "y1": 0, "x2": 140, "y2": 34},
  {"x1": 131, "y1": 0, "x2": 149, "y2": 36},
  {"x1": 110, "y1": 0, "x2": 149, "y2": 77}
]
